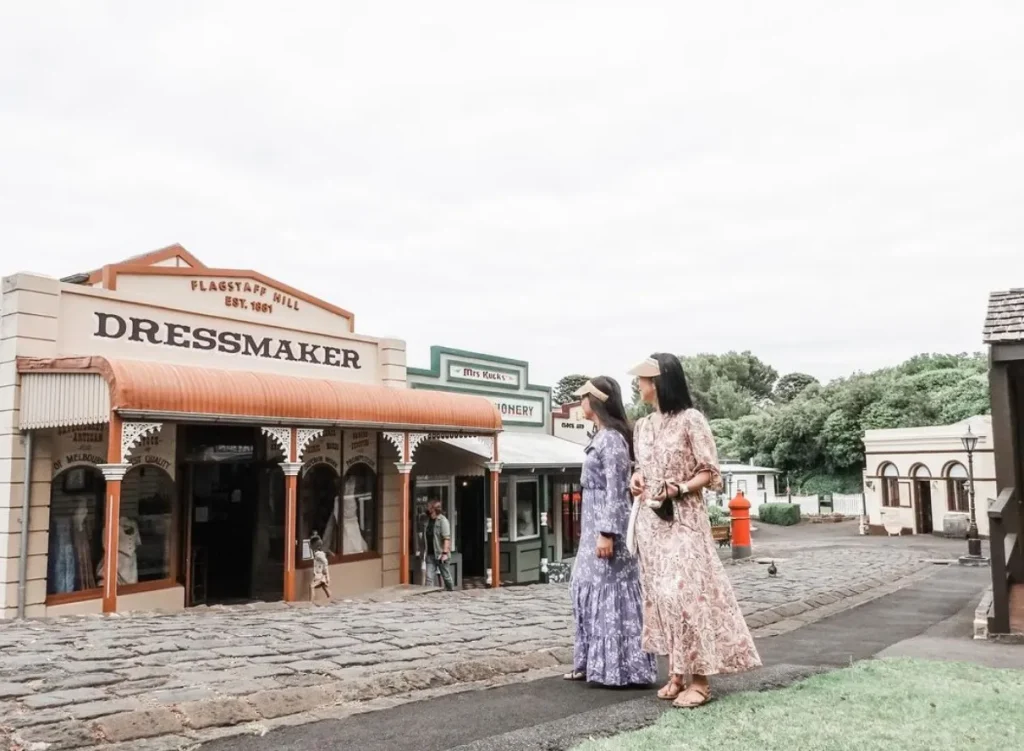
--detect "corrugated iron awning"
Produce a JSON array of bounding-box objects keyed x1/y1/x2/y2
[
  {"x1": 19, "y1": 372, "x2": 112, "y2": 429},
  {"x1": 16, "y1": 356, "x2": 503, "y2": 433}
]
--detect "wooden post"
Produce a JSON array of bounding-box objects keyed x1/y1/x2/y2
[
  {"x1": 99, "y1": 415, "x2": 127, "y2": 614},
  {"x1": 989, "y1": 360, "x2": 1019, "y2": 494},
  {"x1": 98, "y1": 464, "x2": 128, "y2": 613},
  {"x1": 281, "y1": 462, "x2": 301, "y2": 602},
  {"x1": 486, "y1": 461, "x2": 503, "y2": 588},
  {"x1": 539, "y1": 475, "x2": 550, "y2": 584},
  {"x1": 397, "y1": 432, "x2": 414, "y2": 586}
]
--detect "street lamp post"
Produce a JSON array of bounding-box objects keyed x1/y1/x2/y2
[
  {"x1": 960, "y1": 426, "x2": 984, "y2": 561},
  {"x1": 726, "y1": 471, "x2": 734, "y2": 500}
]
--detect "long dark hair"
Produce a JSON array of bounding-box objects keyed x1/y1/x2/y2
[
  {"x1": 651, "y1": 353, "x2": 694, "y2": 415},
  {"x1": 585, "y1": 376, "x2": 634, "y2": 460}
]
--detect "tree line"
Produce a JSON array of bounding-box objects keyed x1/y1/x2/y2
[{"x1": 554, "y1": 352, "x2": 990, "y2": 494}]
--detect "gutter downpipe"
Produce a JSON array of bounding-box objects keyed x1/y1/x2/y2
[{"x1": 16, "y1": 430, "x2": 33, "y2": 619}]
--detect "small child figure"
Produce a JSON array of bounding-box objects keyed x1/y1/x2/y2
[{"x1": 309, "y1": 532, "x2": 331, "y2": 603}]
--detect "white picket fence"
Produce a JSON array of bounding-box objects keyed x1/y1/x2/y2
[
  {"x1": 765, "y1": 493, "x2": 864, "y2": 517},
  {"x1": 830, "y1": 493, "x2": 864, "y2": 516}
]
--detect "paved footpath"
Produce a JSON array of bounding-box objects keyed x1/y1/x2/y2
[{"x1": 1, "y1": 543, "x2": 948, "y2": 750}]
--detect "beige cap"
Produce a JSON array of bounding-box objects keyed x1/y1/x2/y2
[
  {"x1": 627, "y1": 357, "x2": 661, "y2": 378},
  {"x1": 572, "y1": 380, "x2": 609, "y2": 402}
]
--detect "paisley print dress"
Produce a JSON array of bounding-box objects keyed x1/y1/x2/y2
[
  {"x1": 570, "y1": 429, "x2": 658, "y2": 686},
  {"x1": 633, "y1": 409, "x2": 761, "y2": 677}
]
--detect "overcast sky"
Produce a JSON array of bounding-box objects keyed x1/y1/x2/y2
[{"x1": 2, "y1": 2, "x2": 1022, "y2": 392}]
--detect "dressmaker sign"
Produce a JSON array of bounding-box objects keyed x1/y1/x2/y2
[
  {"x1": 302, "y1": 429, "x2": 341, "y2": 473},
  {"x1": 51, "y1": 425, "x2": 107, "y2": 477},
  {"x1": 343, "y1": 430, "x2": 378, "y2": 472},
  {"x1": 56, "y1": 292, "x2": 379, "y2": 384}
]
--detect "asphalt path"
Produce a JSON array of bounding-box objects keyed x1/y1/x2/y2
[{"x1": 202, "y1": 565, "x2": 990, "y2": 751}]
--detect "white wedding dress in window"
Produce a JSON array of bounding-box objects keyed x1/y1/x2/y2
[{"x1": 341, "y1": 494, "x2": 368, "y2": 553}]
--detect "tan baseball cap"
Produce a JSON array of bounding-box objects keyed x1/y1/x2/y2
[
  {"x1": 572, "y1": 380, "x2": 609, "y2": 402},
  {"x1": 627, "y1": 357, "x2": 660, "y2": 378}
]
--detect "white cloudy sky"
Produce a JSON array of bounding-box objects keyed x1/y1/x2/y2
[{"x1": 2, "y1": 1, "x2": 1022, "y2": 391}]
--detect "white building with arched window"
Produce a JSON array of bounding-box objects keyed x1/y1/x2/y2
[{"x1": 862, "y1": 415, "x2": 994, "y2": 537}]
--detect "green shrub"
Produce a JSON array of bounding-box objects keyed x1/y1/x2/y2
[
  {"x1": 707, "y1": 504, "x2": 729, "y2": 526},
  {"x1": 758, "y1": 502, "x2": 801, "y2": 526}
]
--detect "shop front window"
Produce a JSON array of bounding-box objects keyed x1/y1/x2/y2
[
  {"x1": 342, "y1": 464, "x2": 377, "y2": 554},
  {"x1": 413, "y1": 479, "x2": 452, "y2": 557},
  {"x1": 119, "y1": 465, "x2": 175, "y2": 585},
  {"x1": 515, "y1": 480, "x2": 539, "y2": 539},
  {"x1": 559, "y1": 483, "x2": 583, "y2": 558},
  {"x1": 47, "y1": 466, "x2": 105, "y2": 597},
  {"x1": 299, "y1": 464, "x2": 339, "y2": 560},
  {"x1": 498, "y1": 479, "x2": 510, "y2": 540}
]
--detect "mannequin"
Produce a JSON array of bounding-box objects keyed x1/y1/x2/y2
[
  {"x1": 96, "y1": 516, "x2": 142, "y2": 586},
  {"x1": 517, "y1": 502, "x2": 536, "y2": 537},
  {"x1": 341, "y1": 489, "x2": 368, "y2": 554}
]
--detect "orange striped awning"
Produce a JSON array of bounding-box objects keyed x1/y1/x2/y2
[{"x1": 17, "y1": 356, "x2": 502, "y2": 433}]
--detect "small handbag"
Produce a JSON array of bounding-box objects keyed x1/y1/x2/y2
[
  {"x1": 626, "y1": 498, "x2": 640, "y2": 556},
  {"x1": 642, "y1": 417, "x2": 674, "y2": 523}
]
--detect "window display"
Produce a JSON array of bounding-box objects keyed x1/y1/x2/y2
[
  {"x1": 47, "y1": 467, "x2": 105, "y2": 596},
  {"x1": 119, "y1": 465, "x2": 174, "y2": 584},
  {"x1": 342, "y1": 464, "x2": 377, "y2": 553},
  {"x1": 557, "y1": 482, "x2": 583, "y2": 558},
  {"x1": 515, "y1": 480, "x2": 539, "y2": 538},
  {"x1": 299, "y1": 465, "x2": 340, "y2": 559}
]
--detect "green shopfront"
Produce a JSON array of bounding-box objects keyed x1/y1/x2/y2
[{"x1": 408, "y1": 347, "x2": 584, "y2": 587}]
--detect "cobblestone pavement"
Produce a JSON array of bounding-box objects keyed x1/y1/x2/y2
[{"x1": 0, "y1": 543, "x2": 946, "y2": 750}]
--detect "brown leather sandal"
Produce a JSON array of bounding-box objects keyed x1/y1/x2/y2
[
  {"x1": 657, "y1": 676, "x2": 686, "y2": 700},
  {"x1": 672, "y1": 683, "x2": 711, "y2": 708}
]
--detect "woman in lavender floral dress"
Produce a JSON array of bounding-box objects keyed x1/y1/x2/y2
[{"x1": 565, "y1": 376, "x2": 657, "y2": 687}]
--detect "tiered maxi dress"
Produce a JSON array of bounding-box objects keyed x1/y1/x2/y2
[
  {"x1": 633, "y1": 409, "x2": 761, "y2": 678},
  {"x1": 570, "y1": 429, "x2": 658, "y2": 686}
]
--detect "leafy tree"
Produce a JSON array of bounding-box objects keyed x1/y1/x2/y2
[
  {"x1": 774, "y1": 373, "x2": 819, "y2": 403},
  {"x1": 553, "y1": 374, "x2": 589, "y2": 405}
]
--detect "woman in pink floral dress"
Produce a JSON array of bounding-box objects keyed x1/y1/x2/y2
[{"x1": 627, "y1": 354, "x2": 761, "y2": 708}]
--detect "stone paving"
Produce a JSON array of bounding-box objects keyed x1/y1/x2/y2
[{"x1": 0, "y1": 544, "x2": 942, "y2": 750}]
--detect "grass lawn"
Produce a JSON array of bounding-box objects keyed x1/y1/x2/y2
[{"x1": 572, "y1": 658, "x2": 1024, "y2": 751}]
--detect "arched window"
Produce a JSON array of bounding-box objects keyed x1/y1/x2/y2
[
  {"x1": 945, "y1": 462, "x2": 969, "y2": 512},
  {"x1": 341, "y1": 464, "x2": 378, "y2": 554},
  {"x1": 911, "y1": 464, "x2": 932, "y2": 479},
  {"x1": 119, "y1": 464, "x2": 175, "y2": 586},
  {"x1": 880, "y1": 463, "x2": 900, "y2": 507},
  {"x1": 47, "y1": 466, "x2": 105, "y2": 596},
  {"x1": 299, "y1": 464, "x2": 340, "y2": 560}
]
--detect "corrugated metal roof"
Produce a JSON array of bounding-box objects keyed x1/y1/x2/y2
[
  {"x1": 443, "y1": 432, "x2": 585, "y2": 468},
  {"x1": 17, "y1": 356, "x2": 502, "y2": 432},
  {"x1": 983, "y1": 289, "x2": 1024, "y2": 343},
  {"x1": 19, "y1": 373, "x2": 111, "y2": 429}
]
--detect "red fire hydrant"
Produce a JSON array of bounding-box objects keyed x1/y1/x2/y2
[{"x1": 729, "y1": 491, "x2": 752, "y2": 560}]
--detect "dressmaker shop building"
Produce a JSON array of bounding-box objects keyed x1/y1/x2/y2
[{"x1": 0, "y1": 245, "x2": 505, "y2": 619}]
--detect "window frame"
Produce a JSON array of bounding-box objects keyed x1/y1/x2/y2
[
  {"x1": 880, "y1": 463, "x2": 901, "y2": 508},
  {"x1": 512, "y1": 477, "x2": 541, "y2": 541},
  {"x1": 944, "y1": 462, "x2": 970, "y2": 513},
  {"x1": 413, "y1": 476, "x2": 457, "y2": 554}
]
